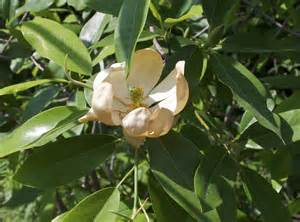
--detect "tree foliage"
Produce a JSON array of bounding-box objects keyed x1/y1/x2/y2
[{"x1": 0, "y1": 0, "x2": 300, "y2": 221}]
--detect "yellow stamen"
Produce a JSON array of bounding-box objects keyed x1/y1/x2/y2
[{"x1": 129, "y1": 87, "x2": 144, "y2": 108}]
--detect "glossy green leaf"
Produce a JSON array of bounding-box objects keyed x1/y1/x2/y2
[
  {"x1": 0, "y1": 106, "x2": 87, "y2": 158},
  {"x1": 17, "y1": 0, "x2": 54, "y2": 14},
  {"x1": 241, "y1": 109, "x2": 300, "y2": 149},
  {"x1": 67, "y1": 0, "x2": 86, "y2": 10},
  {"x1": 92, "y1": 45, "x2": 115, "y2": 66},
  {"x1": 92, "y1": 31, "x2": 160, "y2": 49},
  {"x1": 21, "y1": 17, "x2": 92, "y2": 74},
  {"x1": 15, "y1": 135, "x2": 116, "y2": 188},
  {"x1": 275, "y1": 91, "x2": 300, "y2": 113},
  {"x1": 80, "y1": 12, "x2": 110, "y2": 46},
  {"x1": 0, "y1": 79, "x2": 66, "y2": 96},
  {"x1": 148, "y1": 174, "x2": 194, "y2": 222},
  {"x1": 0, "y1": 0, "x2": 18, "y2": 19},
  {"x1": 148, "y1": 132, "x2": 209, "y2": 221},
  {"x1": 22, "y1": 86, "x2": 60, "y2": 121},
  {"x1": 211, "y1": 53, "x2": 284, "y2": 141},
  {"x1": 151, "y1": 0, "x2": 192, "y2": 20},
  {"x1": 85, "y1": 0, "x2": 123, "y2": 16},
  {"x1": 242, "y1": 168, "x2": 291, "y2": 222},
  {"x1": 115, "y1": 0, "x2": 150, "y2": 75},
  {"x1": 202, "y1": 0, "x2": 238, "y2": 28},
  {"x1": 165, "y1": 5, "x2": 203, "y2": 24},
  {"x1": 60, "y1": 188, "x2": 120, "y2": 222}
]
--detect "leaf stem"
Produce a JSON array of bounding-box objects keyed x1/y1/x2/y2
[
  {"x1": 64, "y1": 55, "x2": 92, "y2": 89},
  {"x1": 131, "y1": 149, "x2": 139, "y2": 219},
  {"x1": 116, "y1": 166, "x2": 135, "y2": 189}
]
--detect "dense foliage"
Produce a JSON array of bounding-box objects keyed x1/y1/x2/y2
[{"x1": 1, "y1": 0, "x2": 300, "y2": 221}]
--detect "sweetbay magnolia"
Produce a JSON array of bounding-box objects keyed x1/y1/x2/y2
[{"x1": 79, "y1": 48, "x2": 189, "y2": 147}]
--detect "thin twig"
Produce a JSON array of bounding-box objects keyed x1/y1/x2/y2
[
  {"x1": 131, "y1": 198, "x2": 149, "y2": 220},
  {"x1": 149, "y1": 26, "x2": 165, "y2": 57},
  {"x1": 242, "y1": 0, "x2": 300, "y2": 37},
  {"x1": 55, "y1": 190, "x2": 67, "y2": 214},
  {"x1": 64, "y1": 55, "x2": 93, "y2": 89},
  {"x1": 116, "y1": 166, "x2": 135, "y2": 189},
  {"x1": 193, "y1": 26, "x2": 209, "y2": 39},
  {"x1": 30, "y1": 56, "x2": 45, "y2": 71},
  {"x1": 139, "y1": 198, "x2": 150, "y2": 222}
]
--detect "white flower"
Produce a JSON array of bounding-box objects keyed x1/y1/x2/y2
[{"x1": 79, "y1": 48, "x2": 189, "y2": 147}]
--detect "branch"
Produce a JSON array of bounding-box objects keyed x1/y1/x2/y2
[{"x1": 242, "y1": 0, "x2": 300, "y2": 37}]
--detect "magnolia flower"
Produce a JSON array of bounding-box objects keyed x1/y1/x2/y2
[{"x1": 79, "y1": 48, "x2": 189, "y2": 147}]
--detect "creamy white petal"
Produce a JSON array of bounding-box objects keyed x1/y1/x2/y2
[
  {"x1": 144, "y1": 61, "x2": 185, "y2": 105},
  {"x1": 145, "y1": 61, "x2": 188, "y2": 114},
  {"x1": 93, "y1": 62, "x2": 130, "y2": 105},
  {"x1": 79, "y1": 108, "x2": 98, "y2": 123},
  {"x1": 93, "y1": 62, "x2": 125, "y2": 89},
  {"x1": 123, "y1": 130, "x2": 145, "y2": 148},
  {"x1": 90, "y1": 82, "x2": 116, "y2": 125},
  {"x1": 127, "y1": 49, "x2": 164, "y2": 96},
  {"x1": 122, "y1": 107, "x2": 151, "y2": 137},
  {"x1": 158, "y1": 71, "x2": 189, "y2": 115},
  {"x1": 147, "y1": 108, "x2": 174, "y2": 138}
]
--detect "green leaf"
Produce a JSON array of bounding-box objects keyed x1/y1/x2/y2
[
  {"x1": 60, "y1": 188, "x2": 120, "y2": 222},
  {"x1": 0, "y1": 106, "x2": 87, "y2": 158},
  {"x1": 164, "y1": 5, "x2": 203, "y2": 24},
  {"x1": 151, "y1": 0, "x2": 192, "y2": 20},
  {"x1": 223, "y1": 32, "x2": 300, "y2": 53},
  {"x1": 201, "y1": 0, "x2": 238, "y2": 28},
  {"x1": 185, "y1": 47, "x2": 207, "y2": 91},
  {"x1": 85, "y1": 0, "x2": 123, "y2": 16},
  {"x1": 161, "y1": 45, "x2": 198, "y2": 80},
  {"x1": 148, "y1": 132, "x2": 209, "y2": 221},
  {"x1": 242, "y1": 168, "x2": 291, "y2": 222},
  {"x1": 0, "y1": 79, "x2": 66, "y2": 96},
  {"x1": 241, "y1": 109, "x2": 300, "y2": 149},
  {"x1": 180, "y1": 125, "x2": 211, "y2": 150},
  {"x1": 15, "y1": 135, "x2": 116, "y2": 188},
  {"x1": 288, "y1": 198, "x2": 300, "y2": 216},
  {"x1": 148, "y1": 174, "x2": 194, "y2": 222},
  {"x1": 114, "y1": 0, "x2": 150, "y2": 75},
  {"x1": 21, "y1": 17, "x2": 92, "y2": 74},
  {"x1": 261, "y1": 75, "x2": 300, "y2": 90},
  {"x1": 211, "y1": 54, "x2": 284, "y2": 141},
  {"x1": 275, "y1": 91, "x2": 300, "y2": 113},
  {"x1": 216, "y1": 178, "x2": 237, "y2": 222},
  {"x1": 0, "y1": 0, "x2": 18, "y2": 20},
  {"x1": 92, "y1": 31, "x2": 160, "y2": 49},
  {"x1": 22, "y1": 86, "x2": 59, "y2": 121},
  {"x1": 194, "y1": 147, "x2": 237, "y2": 212},
  {"x1": 92, "y1": 45, "x2": 115, "y2": 66},
  {"x1": 17, "y1": 0, "x2": 54, "y2": 14},
  {"x1": 80, "y1": 12, "x2": 111, "y2": 46},
  {"x1": 67, "y1": 0, "x2": 86, "y2": 10}
]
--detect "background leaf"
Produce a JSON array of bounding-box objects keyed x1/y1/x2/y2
[
  {"x1": 21, "y1": 17, "x2": 92, "y2": 74},
  {"x1": 211, "y1": 53, "x2": 284, "y2": 141},
  {"x1": 242, "y1": 168, "x2": 291, "y2": 222},
  {"x1": 114, "y1": 0, "x2": 150, "y2": 75},
  {"x1": 15, "y1": 135, "x2": 116, "y2": 188},
  {"x1": 0, "y1": 106, "x2": 86, "y2": 157},
  {"x1": 60, "y1": 188, "x2": 120, "y2": 222}
]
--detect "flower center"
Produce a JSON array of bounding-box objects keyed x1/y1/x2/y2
[{"x1": 129, "y1": 87, "x2": 144, "y2": 108}]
